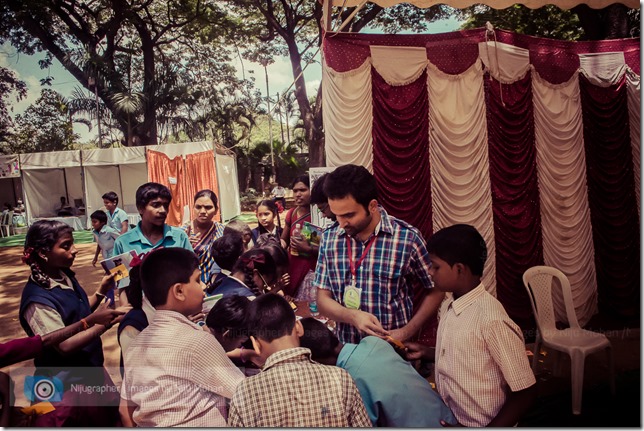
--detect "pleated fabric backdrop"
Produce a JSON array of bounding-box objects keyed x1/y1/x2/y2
[{"x1": 322, "y1": 28, "x2": 640, "y2": 332}]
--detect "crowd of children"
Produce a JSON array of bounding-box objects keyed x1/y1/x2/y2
[{"x1": 1, "y1": 166, "x2": 539, "y2": 427}]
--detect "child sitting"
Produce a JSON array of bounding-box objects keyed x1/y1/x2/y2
[
  {"x1": 119, "y1": 248, "x2": 244, "y2": 427},
  {"x1": 299, "y1": 317, "x2": 456, "y2": 427},
  {"x1": 227, "y1": 293, "x2": 371, "y2": 427},
  {"x1": 224, "y1": 220, "x2": 253, "y2": 251},
  {"x1": 208, "y1": 231, "x2": 245, "y2": 294},
  {"x1": 404, "y1": 224, "x2": 536, "y2": 426},
  {"x1": 90, "y1": 210, "x2": 120, "y2": 267}
]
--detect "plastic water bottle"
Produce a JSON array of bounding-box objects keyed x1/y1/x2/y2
[
  {"x1": 291, "y1": 223, "x2": 302, "y2": 256},
  {"x1": 309, "y1": 300, "x2": 320, "y2": 317}
]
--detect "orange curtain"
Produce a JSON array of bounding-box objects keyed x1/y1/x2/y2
[
  {"x1": 146, "y1": 149, "x2": 185, "y2": 226},
  {"x1": 185, "y1": 151, "x2": 220, "y2": 222}
]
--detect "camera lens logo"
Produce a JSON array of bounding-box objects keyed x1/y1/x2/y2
[{"x1": 24, "y1": 376, "x2": 63, "y2": 402}]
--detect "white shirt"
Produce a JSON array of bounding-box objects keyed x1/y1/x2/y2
[
  {"x1": 435, "y1": 284, "x2": 536, "y2": 426},
  {"x1": 121, "y1": 309, "x2": 245, "y2": 427}
]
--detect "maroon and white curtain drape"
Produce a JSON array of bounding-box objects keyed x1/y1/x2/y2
[{"x1": 322, "y1": 29, "x2": 640, "y2": 330}]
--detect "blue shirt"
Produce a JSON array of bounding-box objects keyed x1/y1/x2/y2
[
  {"x1": 113, "y1": 222, "x2": 194, "y2": 259},
  {"x1": 313, "y1": 206, "x2": 434, "y2": 343},
  {"x1": 337, "y1": 336, "x2": 455, "y2": 427},
  {"x1": 93, "y1": 224, "x2": 120, "y2": 259},
  {"x1": 105, "y1": 207, "x2": 129, "y2": 232}
]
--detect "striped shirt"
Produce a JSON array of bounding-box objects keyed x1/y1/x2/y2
[
  {"x1": 227, "y1": 347, "x2": 371, "y2": 427},
  {"x1": 121, "y1": 310, "x2": 245, "y2": 427},
  {"x1": 313, "y1": 206, "x2": 434, "y2": 343},
  {"x1": 435, "y1": 284, "x2": 536, "y2": 426}
]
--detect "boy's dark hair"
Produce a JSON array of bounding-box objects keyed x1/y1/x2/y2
[
  {"x1": 212, "y1": 231, "x2": 244, "y2": 271},
  {"x1": 299, "y1": 317, "x2": 339, "y2": 362},
  {"x1": 324, "y1": 164, "x2": 377, "y2": 210},
  {"x1": 426, "y1": 224, "x2": 487, "y2": 276},
  {"x1": 224, "y1": 220, "x2": 251, "y2": 237},
  {"x1": 310, "y1": 173, "x2": 329, "y2": 205},
  {"x1": 246, "y1": 293, "x2": 295, "y2": 342},
  {"x1": 102, "y1": 191, "x2": 119, "y2": 204},
  {"x1": 90, "y1": 210, "x2": 107, "y2": 224},
  {"x1": 125, "y1": 265, "x2": 144, "y2": 310},
  {"x1": 206, "y1": 295, "x2": 250, "y2": 338},
  {"x1": 140, "y1": 248, "x2": 199, "y2": 307},
  {"x1": 194, "y1": 189, "x2": 219, "y2": 212},
  {"x1": 136, "y1": 182, "x2": 172, "y2": 210},
  {"x1": 292, "y1": 174, "x2": 310, "y2": 189},
  {"x1": 232, "y1": 248, "x2": 277, "y2": 296}
]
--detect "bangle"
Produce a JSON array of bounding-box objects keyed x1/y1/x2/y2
[
  {"x1": 240, "y1": 346, "x2": 247, "y2": 363},
  {"x1": 80, "y1": 318, "x2": 90, "y2": 330}
]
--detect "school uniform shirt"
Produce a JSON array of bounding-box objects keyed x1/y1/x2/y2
[
  {"x1": 312, "y1": 206, "x2": 434, "y2": 344},
  {"x1": 93, "y1": 224, "x2": 120, "y2": 259},
  {"x1": 112, "y1": 223, "x2": 193, "y2": 258},
  {"x1": 105, "y1": 207, "x2": 129, "y2": 232},
  {"x1": 435, "y1": 284, "x2": 536, "y2": 427},
  {"x1": 227, "y1": 347, "x2": 371, "y2": 427},
  {"x1": 121, "y1": 310, "x2": 244, "y2": 427},
  {"x1": 337, "y1": 336, "x2": 456, "y2": 427}
]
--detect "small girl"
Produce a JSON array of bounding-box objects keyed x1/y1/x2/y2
[
  {"x1": 251, "y1": 199, "x2": 283, "y2": 244},
  {"x1": 19, "y1": 220, "x2": 124, "y2": 426},
  {"x1": 212, "y1": 249, "x2": 278, "y2": 298}
]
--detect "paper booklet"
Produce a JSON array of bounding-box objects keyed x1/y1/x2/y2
[{"x1": 100, "y1": 250, "x2": 138, "y2": 288}]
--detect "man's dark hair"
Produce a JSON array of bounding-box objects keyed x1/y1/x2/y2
[
  {"x1": 299, "y1": 317, "x2": 339, "y2": 362},
  {"x1": 90, "y1": 210, "x2": 107, "y2": 224},
  {"x1": 135, "y1": 182, "x2": 172, "y2": 210},
  {"x1": 102, "y1": 191, "x2": 119, "y2": 204},
  {"x1": 140, "y1": 248, "x2": 199, "y2": 307},
  {"x1": 206, "y1": 295, "x2": 250, "y2": 338},
  {"x1": 310, "y1": 173, "x2": 329, "y2": 205},
  {"x1": 246, "y1": 293, "x2": 295, "y2": 342},
  {"x1": 324, "y1": 164, "x2": 378, "y2": 210},
  {"x1": 426, "y1": 224, "x2": 487, "y2": 276},
  {"x1": 212, "y1": 231, "x2": 244, "y2": 271}
]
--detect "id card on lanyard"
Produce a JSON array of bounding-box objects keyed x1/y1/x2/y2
[{"x1": 343, "y1": 235, "x2": 376, "y2": 309}]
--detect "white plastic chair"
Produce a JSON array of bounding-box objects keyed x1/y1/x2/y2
[
  {"x1": 522, "y1": 266, "x2": 615, "y2": 415},
  {"x1": 0, "y1": 211, "x2": 13, "y2": 237}
]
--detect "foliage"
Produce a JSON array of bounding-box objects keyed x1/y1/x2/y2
[
  {"x1": 9, "y1": 89, "x2": 79, "y2": 153},
  {"x1": 0, "y1": 66, "x2": 26, "y2": 150}
]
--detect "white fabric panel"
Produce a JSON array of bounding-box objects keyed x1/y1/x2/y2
[
  {"x1": 533, "y1": 71, "x2": 598, "y2": 327},
  {"x1": 23, "y1": 169, "x2": 67, "y2": 221},
  {"x1": 82, "y1": 147, "x2": 146, "y2": 166},
  {"x1": 478, "y1": 41, "x2": 531, "y2": 84},
  {"x1": 147, "y1": 141, "x2": 213, "y2": 159},
  {"x1": 216, "y1": 154, "x2": 241, "y2": 222},
  {"x1": 65, "y1": 166, "x2": 84, "y2": 209},
  {"x1": 323, "y1": 59, "x2": 373, "y2": 171},
  {"x1": 427, "y1": 59, "x2": 497, "y2": 296},
  {"x1": 20, "y1": 150, "x2": 81, "y2": 169},
  {"x1": 579, "y1": 52, "x2": 627, "y2": 87},
  {"x1": 327, "y1": 0, "x2": 638, "y2": 9},
  {"x1": 0, "y1": 155, "x2": 20, "y2": 178},
  {"x1": 626, "y1": 69, "x2": 640, "y2": 217},
  {"x1": 370, "y1": 46, "x2": 428, "y2": 86},
  {"x1": 84, "y1": 165, "x2": 123, "y2": 217},
  {"x1": 120, "y1": 164, "x2": 149, "y2": 210}
]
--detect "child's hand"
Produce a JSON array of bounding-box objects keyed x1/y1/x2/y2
[
  {"x1": 402, "y1": 341, "x2": 433, "y2": 361},
  {"x1": 86, "y1": 299, "x2": 126, "y2": 327},
  {"x1": 92, "y1": 257, "x2": 98, "y2": 267},
  {"x1": 98, "y1": 272, "x2": 117, "y2": 295},
  {"x1": 187, "y1": 312, "x2": 205, "y2": 324}
]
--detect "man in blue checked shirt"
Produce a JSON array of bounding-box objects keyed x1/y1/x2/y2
[{"x1": 313, "y1": 164, "x2": 444, "y2": 345}]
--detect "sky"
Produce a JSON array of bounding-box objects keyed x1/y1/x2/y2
[{"x1": 0, "y1": 15, "x2": 461, "y2": 143}]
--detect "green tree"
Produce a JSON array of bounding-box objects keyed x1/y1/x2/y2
[
  {"x1": 10, "y1": 89, "x2": 79, "y2": 153},
  {"x1": 1, "y1": 0, "x2": 249, "y2": 146},
  {"x1": 0, "y1": 66, "x2": 26, "y2": 151}
]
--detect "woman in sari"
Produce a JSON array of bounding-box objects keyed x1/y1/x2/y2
[
  {"x1": 280, "y1": 175, "x2": 318, "y2": 297},
  {"x1": 182, "y1": 189, "x2": 224, "y2": 286}
]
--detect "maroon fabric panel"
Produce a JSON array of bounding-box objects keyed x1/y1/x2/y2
[
  {"x1": 0, "y1": 335, "x2": 42, "y2": 368},
  {"x1": 371, "y1": 68, "x2": 432, "y2": 241},
  {"x1": 579, "y1": 74, "x2": 640, "y2": 319},
  {"x1": 484, "y1": 73, "x2": 543, "y2": 333}
]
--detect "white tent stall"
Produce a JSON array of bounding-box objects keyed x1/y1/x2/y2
[
  {"x1": 82, "y1": 146, "x2": 148, "y2": 227},
  {"x1": 215, "y1": 150, "x2": 242, "y2": 223},
  {"x1": 20, "y1": 150, "x2": 86, "y2": 228}
]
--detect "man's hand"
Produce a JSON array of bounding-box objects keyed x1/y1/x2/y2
[
  {"x1": 402, "y1": 341, "x2": 434, "y2": 361},
  {"x1": 350, "y1": 310, "x2": 388, "y2": 338},
  {"x1": 388, "y1": 326, "x2": 415, "y2": 343}
]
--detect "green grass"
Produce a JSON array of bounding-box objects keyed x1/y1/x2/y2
[{"x1": 0, "y1": 230, "x2": 95, "y2": 248}]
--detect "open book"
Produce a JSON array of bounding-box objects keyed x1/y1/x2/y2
[{"x1": 100, "y1": 250, "x2": 138, "y2": 288}]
